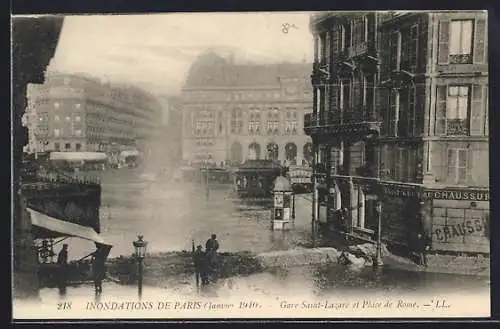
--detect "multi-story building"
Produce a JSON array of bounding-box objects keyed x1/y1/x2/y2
[
  {"x1": 181, "y1": 52, "x2": 314, "y2": 167},
  {"x1": 158, "y1": 95, "x2": 183, "y2": 166},
  {"x1": 26, "y1": 72, "x2": 162, "y2": 157},
  {"x1": 306, "y1": 11, "x2": 489, "y2": 257}
]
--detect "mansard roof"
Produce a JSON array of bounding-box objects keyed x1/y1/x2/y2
[{"x1": 184, "y1": 52, "x2": 312, "y2": 89}]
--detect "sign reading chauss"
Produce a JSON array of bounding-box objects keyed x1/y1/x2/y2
[{"x1": 380, "y1": 184, "x2": 490, "y2": 201}]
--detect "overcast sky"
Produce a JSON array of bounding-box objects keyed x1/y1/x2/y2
[{"x1": 47, "y1": 12, "x2": 314, "y2": 96}]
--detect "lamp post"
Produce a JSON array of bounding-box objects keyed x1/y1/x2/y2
[
  {"x1": 374, "y1": 201, "x2": 383, "y2": 267},
  {"x1": 133, "y1": 235, "x2": 147, "y2": 300}
]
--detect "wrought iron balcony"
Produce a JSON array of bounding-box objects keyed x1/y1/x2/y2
[
  {"x1": 446, "y1": 119, "x2": 469, "y2": 136},
  {"x1": 304, "y1": 109, "x2": 382, "y2": 138}
]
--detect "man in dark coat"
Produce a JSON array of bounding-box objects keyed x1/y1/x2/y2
[
  {"x1": 205, "y1": 234, "x2": 219, "y2": 253},
  {"x1": 415, "y1": 233, "x2": 430, "y2": 266},
  {"x1": 193, "y1": 245, "x2": 209, "y2": 286},
  {"x1": 56, "y1": 244, "x2": 69, "y2": 296},
  {"x1": 205, "y1": 234, "x2": 220, "y2": 281},
  {"x1": 91, "y1": 247, "x2": 106, "y2": 295}
]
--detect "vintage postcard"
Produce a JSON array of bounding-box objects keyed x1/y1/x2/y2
[{"x1": 11, "y1": 11, "x2": 490, "y2": 320}]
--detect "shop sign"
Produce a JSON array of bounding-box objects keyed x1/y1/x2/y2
[
  {"x1": 434, "y1": 218, "x2": 489, "y2": 242},
  {"x1": 380, "y1": 184, "x2": 490, "y2": 201}
]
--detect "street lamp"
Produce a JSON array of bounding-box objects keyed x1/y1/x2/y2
[{"x1": 133, "y1": 235, "x2": 147, "y2": 299}]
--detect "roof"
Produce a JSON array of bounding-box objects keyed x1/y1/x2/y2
[
  {"x1": 273, "y1": 176, "x2": 293, "y2": 192},
  {"x1": 184, "y1": 52, "x2": 313, "y2": 88}
]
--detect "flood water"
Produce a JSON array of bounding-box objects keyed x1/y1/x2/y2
[
  {"x1": 69, "y1": 166, "x2": 313, "y2": 259},
  {"x1": 60, "y1": 167, "x2": 489, "y2": 308}
]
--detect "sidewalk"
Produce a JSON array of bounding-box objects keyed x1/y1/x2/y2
[{"x1": 295, "y1": 195, "x2": 490, "y2": 277}]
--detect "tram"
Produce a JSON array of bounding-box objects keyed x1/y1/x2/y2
[{"x1": 233, "y1": 160, "x2": 282, "y2": 199}]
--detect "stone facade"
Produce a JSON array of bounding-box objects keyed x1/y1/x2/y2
[
  {"x1": 181, "y1": 53, "x2": 314, "y2": 166},
  {"x1": 307, "y1": 11, "x2": 489, "y2": 256},
  {"x1": 26, "y1": 72, "x2": 162, "y2": 156}
]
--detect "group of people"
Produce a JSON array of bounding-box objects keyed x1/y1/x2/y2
[
  {"x1": 192, "y1": 234, "x2": 220, "y2": 287},
  {"x1": 56, "y1": 243, "x2": 107, "y2": 296}
]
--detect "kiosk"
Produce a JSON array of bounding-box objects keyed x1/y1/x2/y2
[{"x1": 271, "y1": 176, "x2": 294, "y2": 231}]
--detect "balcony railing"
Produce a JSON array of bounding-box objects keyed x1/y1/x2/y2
[
  {"x1": 304, "y1": 109, "x2": 382, "y2": 137},
  {"x1": 348, "y1": 42, "x2": 368, "y2": 58},
  {"x1": 446, "y1": 119, "x2": 469, "y2": 136}
]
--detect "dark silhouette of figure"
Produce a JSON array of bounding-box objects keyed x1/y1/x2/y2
[
  {"x1": 205, "y1": 234, "x2": 220, "y2": 281},
  {"x1": 91, "y1": 247, "x2": 106, "y2": 295},
  {"x1": 193, "y1": 245, "x2": 209, "y2": 286},
  {"x1": 56, "y1": 244, "x2": 68, "y2": 296},
  {"x1": 416, "y1": 233, "x2": 430, "y2": 267}
]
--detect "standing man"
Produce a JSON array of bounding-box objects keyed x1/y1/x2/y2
[
  {"x1": 193, "y1": 245, "x2": 208, "y2": 286},
  {"x1": 205, "y1": 234, "x2": 220, "y2": 281},
  {"x1": 56, "y1": 244, "x2": 69, "y2": 296},
  {"x1": 416, "y1": 233, "x2": 430, "y2": 267},
  {"x1": 91, "y1": 247, "x2": 106, "y2": 295}
]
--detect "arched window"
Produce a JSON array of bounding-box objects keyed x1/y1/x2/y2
[
  {"x1": 285, "y1": 143, "x2": 298, "y2": 165},
  {"x1": 303, "y1": 143, "x2": 313, "y2": 166},
  {"x1": 248, "y1": 142, "x2": 261, "y2": 160},
  {"x1": 266, "y1": 143, "x2": 279, "y2": 161},
  {"x1": 230, "y1": 142, "x2": 243, "y2": 164}
]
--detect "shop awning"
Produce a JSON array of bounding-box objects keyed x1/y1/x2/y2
[
  {"x1": 120, "y1": 150, "x2": 140, "y2": 157},
  {"x1": 28, "y1": 208, "x2": 112, "y2": 247},
  {"x1": 49, "y1": 152, "x2": 107, "y2": 162}
]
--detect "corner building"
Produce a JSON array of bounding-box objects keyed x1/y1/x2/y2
[
  {"x1": 27, "y1": 72, "x2": 162, "y2": 155},
  {"x1": 306, "y1": 11, "x2": 489, "y2": 256},
  {"x1": 181, "y1": 53, "x2": 314, "y2": 166}
]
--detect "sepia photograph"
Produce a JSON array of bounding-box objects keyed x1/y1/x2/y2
[{"x1": 11, "y1": 10, "x2": 490, "y2": 320}]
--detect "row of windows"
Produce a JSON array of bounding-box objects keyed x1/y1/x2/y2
[
  {"x1": 228, "y1": 120, "x2": 300, "y2": 136},
  {"x1": 186, "y1": 88, "x2": 312, "y2": 102},
  {"x1": 317, "y1": 15, "x2": 369, "y2": 60},
  {"x1": 51, "y1": 114, "x2": 82, "y2": 122},
  {"x1": 317, "y1": 17, "x2": 487, "y2": 71},
  {"x1": 315, "y1": 79, "x2": 487, "y2": 137},
  {"x1": 53, "y1": 142, "x2": 83, "y2": 152},
  {"x1": 380, "y1": 146, "x2": 477, "y2": 185},
  {"x1": 53, "y1": 128, "x2": 83, "y2": 137}
]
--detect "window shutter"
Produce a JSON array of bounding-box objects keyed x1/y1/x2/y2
[
  {"x1": 435, "y1": 85, "x2": 447, "y2": 135},
  {"x1": 473, "y1": 18, "x2": 487, "y2": 64},
  {"x1": 367, "y1": 14, "x2": 374, "y2": 47},
  {"x1": 470, "y1": 85, "x2": 484, "y2": 136},
  {"x1": 331, "y1": 27, "x2": 339, "y2": 55},
  {"x1": 410, "y1": 24, "x2": 419, "y2": 72},
  {"x1": 484, "y1": 87, "x2": 489, "y2": 136},
  {"x1": 330, "y1": 84, "x2": 339, "y2": 113},
  {"x1": 389, "y1": 90, "x2": 398, "y2": 136},
  {"x1": 446, "y1": 149, "x2": 456, "y2": 183},
  {"x1": 379, "y1": 88, "x2": 389, "y2": 135},
  {"x1": 438, "y1": 20, "x2": 450, "y2": 65},
  {"x1": 325, "y1": 31, "x2": 331, "y2": 64},
  {"x1": 390, "y1": 32, "x2": 399, "y2": 71},
  {"x1": 380, "y1": 33, "x2": 391, "y2": 82},
  {"x1": 408, "y1": 86, "x2": 416, "y2": 135}
]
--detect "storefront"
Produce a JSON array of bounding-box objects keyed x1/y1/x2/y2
[{"x1": 327, "y1": 177, "x2": 490, "y2": 255}]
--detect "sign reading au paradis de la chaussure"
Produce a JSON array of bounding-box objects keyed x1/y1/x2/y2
[{"x1": 380, "y1": 184, "x2": 490, "y2": 201}]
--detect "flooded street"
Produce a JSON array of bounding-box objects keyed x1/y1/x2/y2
[
  {"x1": 69, "y1": 167, "x2": 313, "y2": 259},
  {"x1": 64, "y1": 168, "x2": 490, "y2": 296}
]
